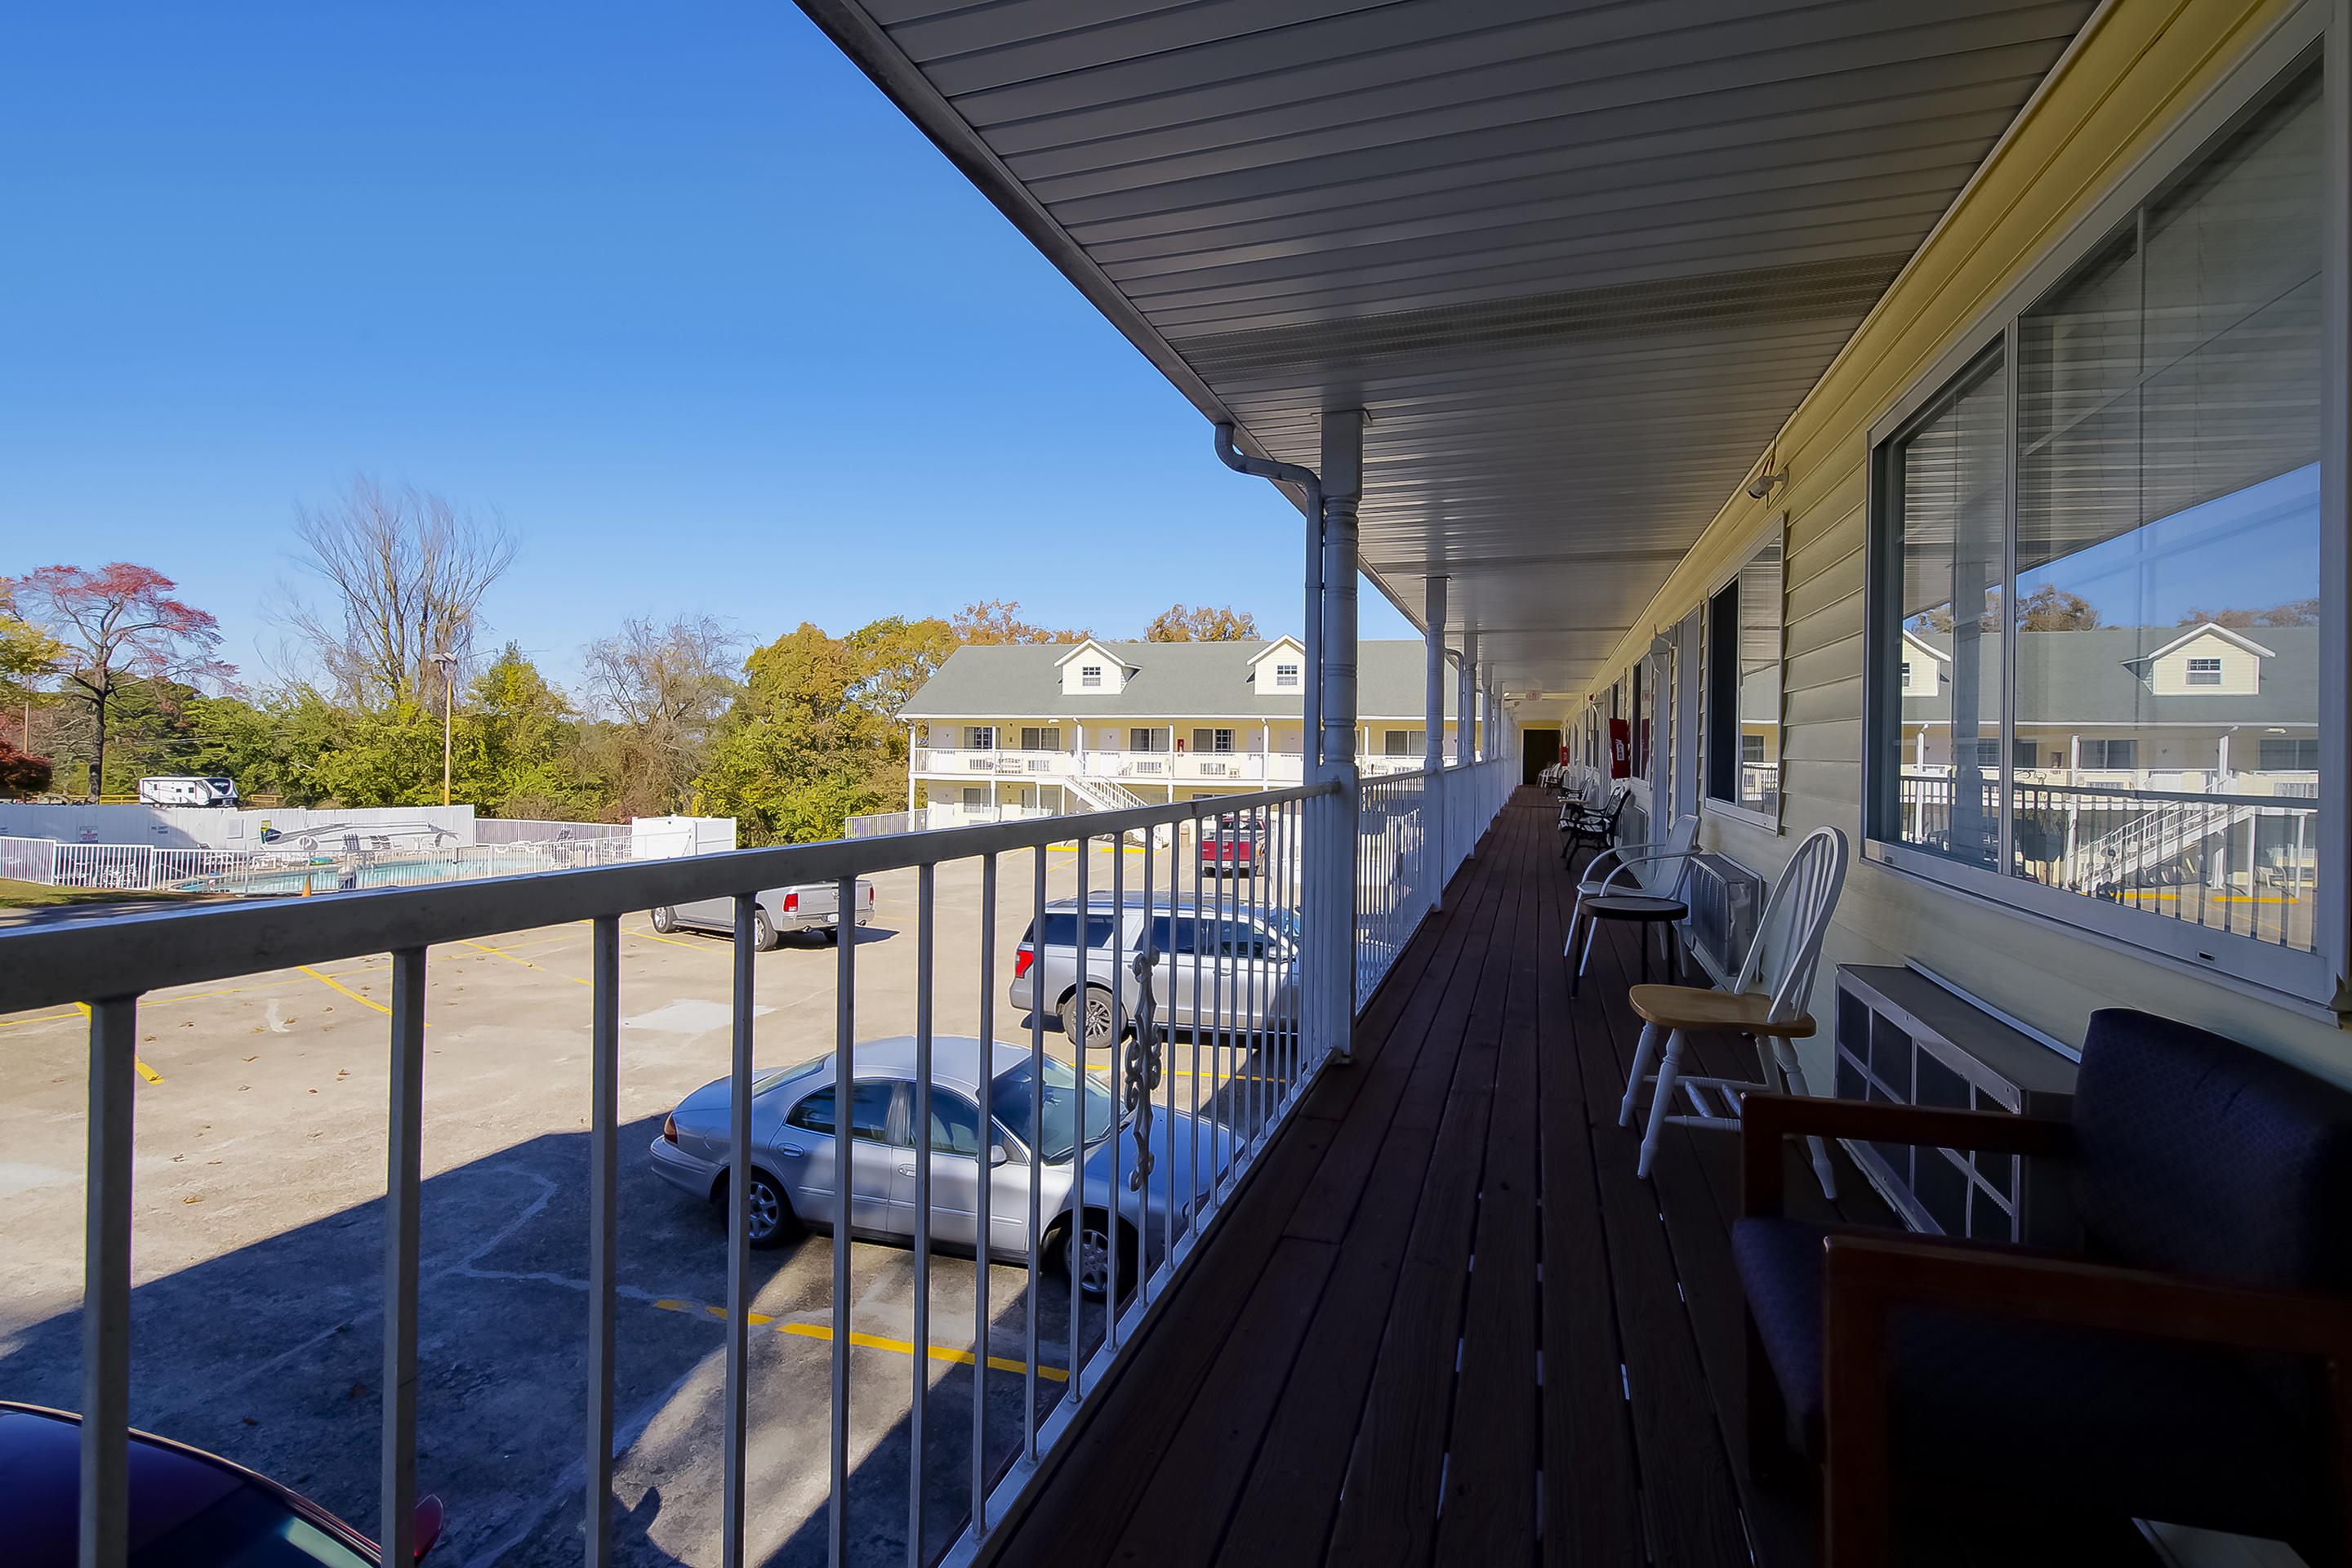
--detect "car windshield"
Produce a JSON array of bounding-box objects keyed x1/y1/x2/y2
[
  {"x1": 131, "y1": 1481, "x2": 372, "y2": 1566},
  {"x1": 989, "y1": 1056, "x2": 1116, "y2": 1164}
]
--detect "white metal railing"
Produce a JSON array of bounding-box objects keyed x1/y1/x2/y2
[
  {"x1": 911, "y1": 746, "x2": 1437, "y2": 788},
  {"x1": 1, "y1": 833, "x2": 639, "y2": 897},
  {"x1": 1895, "y1": 771, "x2": 2322, "y2": 955},
  {"x1": 1354, "y1": 756, "x2": 1515, "y2": 1002},
  {"x1": 8, "y1": 782, "x2": 1380, "y2": 1568},
  {"x1": 14, "y1": 757, "x2": 1520, "y2": 1568}
]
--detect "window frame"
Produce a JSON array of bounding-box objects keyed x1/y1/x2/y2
[
  {"x1": 2185, "y1": 657, "x2": 2225, "y2": 686},
  {"x1": 1860, "y1": 11, "x2": 2344, "y2": 1008},
  {"x1": 1080, "y1": 664, "x2": 1103, "y2": 688},
  {"x1": 1702, "y1": 517, "x2": 1788, "y2": 832},
  {"x1": 1273, "y1": 661, "x2": 1300, "y2": 688}
]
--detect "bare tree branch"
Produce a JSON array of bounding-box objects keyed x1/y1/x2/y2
[{"x1": 280, "y1": 474, "x2": 517, "y2": 708}]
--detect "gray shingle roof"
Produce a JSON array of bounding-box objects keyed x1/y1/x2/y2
[
  {"x1": 1900, "y1": 626, "x2": 2318, "y2": 725},
  {"x1": 900, "y1": 639, "x2": 1459, "y2": 721}
]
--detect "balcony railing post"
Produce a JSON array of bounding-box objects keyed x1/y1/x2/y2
[
  {"x1": 81, "y1": 995, "x2": 137, "y2": 1568},
  {"x1": 586, "y1": 915, "x2": 620, "y2": 1568},
  {"x1": 723, "y1": 898, "x2": 755, "y2": 1568},
  {"x1": 382, "y1": 949, "x2": 426, "y2": 1568}
]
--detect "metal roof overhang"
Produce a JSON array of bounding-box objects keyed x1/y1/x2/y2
[{"x1": 799, "y1": 0, "x2": 2100, "y2": 708}]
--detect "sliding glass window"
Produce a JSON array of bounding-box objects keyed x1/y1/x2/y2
[{"x1": 1869, "y1": 54, "x2": 2327, "y2": 978}]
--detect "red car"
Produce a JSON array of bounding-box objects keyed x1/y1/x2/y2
[
  {"x1": 0, "y1": 1401, "x2": 442, "y2": 1566},
  {"x1": 1199, "y1": 814, "x2": 1262, "y2": 876}
]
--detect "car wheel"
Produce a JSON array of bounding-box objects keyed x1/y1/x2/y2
[
  {"x1": 741, "y1": 1169, "x2": 795, "y2": 1250},
  {"x1": 1060, "y1": 1209, "x2": 1136, "y2": 1301},
  {"x1": 650, "y1": 906, "x2": 678, "y2": 933},
  {"x1": 1059, "y1": 984, "x2": 1116, "y2": 1052},
  {"x1": 753, "y1": 911, "x2": 778, "y2": 951}
]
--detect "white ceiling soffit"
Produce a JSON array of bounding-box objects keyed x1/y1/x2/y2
[{"x1": 799, "y1": 0, "x2": 2098, "y2": 697}]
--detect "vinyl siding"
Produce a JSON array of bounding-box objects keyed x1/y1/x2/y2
[{"x1": 1578, "y1": 0, "x2": 2352, "y2": 1086}]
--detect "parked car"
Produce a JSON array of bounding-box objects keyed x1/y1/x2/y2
[
  {"x1": 1009, "y1": 893, "x2": 1297, "y2": 1052},
  {"x1": 0, "y1": 1400, "x2": 442, "y2": 1565},
  {"x1": 648, "y1": 1036, "x2": 1223, "y2": 1297},
  {"x1": 650, "y1": 879, "x2": 876, "y2": 950},
  {"x1": 136, "y1": 775, "x2": 238, "y2": 808},
  {"x1": 1198, "y1": 813, "x2": 1262, "y2": 877}
]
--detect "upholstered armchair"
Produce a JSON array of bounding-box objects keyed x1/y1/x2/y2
[{"x1": 1734, "y1": 1008, "x2": 2352, "y2": 1566}]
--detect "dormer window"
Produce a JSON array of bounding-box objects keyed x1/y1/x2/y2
[
  {"x1": 1274, "y1": 662, "x2": 1299, "y2": 688},
  {"x1": 2185, "y1": 657, "x2": 2222, "y2": 687},
  {"x1": 1080, "y1": 665, "x2": 1102, "y2": 688}
]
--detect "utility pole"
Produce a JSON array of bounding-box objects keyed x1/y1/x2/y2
[{"x1": 429, "y1": 651, "x2": 459, "y2": 808}]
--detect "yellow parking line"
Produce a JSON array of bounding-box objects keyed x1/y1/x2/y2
[
  {"x1": 0, "y1": 1009, "x2": 87, "y2": 1031},
  {"x1": 654, "y1": 1298, "x2": 1067, "y2": 1382},
  {"x1": 455, "y1": 937, "x2": 589, "y2": 987},
  {"x1": 627, "y1": 924, "x2": 717, "y2": 953},
  {"x1": 297, "y1": 965, "x2": 392, "y2": 1017}
]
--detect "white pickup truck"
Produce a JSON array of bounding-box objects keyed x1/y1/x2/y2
[{"x1": 649, "y1": 880, "x2": 877, "y2": 950}]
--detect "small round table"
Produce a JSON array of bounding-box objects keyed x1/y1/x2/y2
[{"x1": 1574, "y1": 892, "x2": 1688, "y2": 993}]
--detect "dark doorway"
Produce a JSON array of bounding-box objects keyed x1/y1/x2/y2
[{"x1": 1521, "y1": 725, "x2": 1559, "y2": 786}]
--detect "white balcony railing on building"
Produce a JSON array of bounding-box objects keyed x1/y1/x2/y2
[
  {"x1": 911, "y1": 746, "x2": 1441, "y2": 789},
  {"x1": 12, "y1": 767, "x2": 1514, "y2": 1568},
  {"x1": 1895, "y1": 770, "x2": 2322, "y2": 954}
]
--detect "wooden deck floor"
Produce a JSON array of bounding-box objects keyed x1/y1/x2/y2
[{"x1": 985, "y1": 791, "x2": 2147, "y2": 1568}]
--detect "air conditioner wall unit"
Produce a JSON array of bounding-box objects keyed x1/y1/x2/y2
[{"x1": 1685, "y1": 852, "x2": 1764, "y2": 986}]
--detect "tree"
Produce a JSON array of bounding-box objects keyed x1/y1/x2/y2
[
  {"x1": 1143, "y1": 603, "x2": 1260, "y2": 642},
  {"x1": 696, "y1": 623, "x2": 901, "y2": 844},
  {"x1": 0, "y1": 738, "x2": 49, "y2": 797},
  {"x1": 2178, "y1": 598, "x2": 2320, "y2": 629},
  {"x1": 2014, "y1": 585, "x2": 2100, "y2": 631},
  {"x1": 580, "y1": 613, "x2": 739, "y2": 817},
  {"x1": 452, "y1": 644, "x2": 603, "y2": 818},
  {"x1": 951, "y1": 599, "x2": 1091, "y2": 646},
  {"x1": 11, "y1": 564, "x2": 234, "y2": 798},
  {"x1": 187, "y1": 688, "x2": 343, "y2": 806},
  {"x1": 1919, "y1": 584, "x2": 2100, "y2": 634},
  {"x1": 281, "y1": 474, "x2": 517, "y2": 708}
]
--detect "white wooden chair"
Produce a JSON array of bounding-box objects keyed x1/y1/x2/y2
[
  {"x1": 1566, "y1": 813, "x2": 1700, "y2": 992},
  {"x1": 1615, "y1": 826, "x2": 1848, "y2": 1195}
]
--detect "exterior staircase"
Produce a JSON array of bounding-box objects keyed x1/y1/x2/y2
[{"x1": 1064, "y1": 772, "x2": 1173, "y2": 846}]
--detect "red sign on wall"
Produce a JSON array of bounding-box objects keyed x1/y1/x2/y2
[{"x1": 1608, "y1": 718, "x2": 1632, "y2": 778}]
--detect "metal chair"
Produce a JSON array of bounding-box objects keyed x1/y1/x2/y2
[
  {"x1": 1566, "y1": 813, "x2": 1700, "y2": 994},
  {"x1": 1615, "y1": 826, "x2": 1847, "y2": 1192},
  {"x1": 1559, "y1": 782, "x2": 1629, "y2": 866}
]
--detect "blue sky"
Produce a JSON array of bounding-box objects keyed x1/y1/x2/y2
[{"x1": 0, "y1": 2, "x2": 1412, "y2": 692}]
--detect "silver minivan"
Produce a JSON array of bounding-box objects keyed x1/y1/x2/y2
[{"x1": 1009, "y1": 894, "x2": 1298, "y2": 1052}]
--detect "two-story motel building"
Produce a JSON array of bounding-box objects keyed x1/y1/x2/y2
[{"x1": 898, "y1": 635, "x2": 1482, "y2": 822}]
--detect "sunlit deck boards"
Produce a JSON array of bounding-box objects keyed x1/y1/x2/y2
[{"x1": 984, "y1": 791, "x2": 1878, "y2": 1568}]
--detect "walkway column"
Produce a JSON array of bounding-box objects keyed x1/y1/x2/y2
[
  {"x1": 1320, "y1": 408, "x2": 1364, "y2": 1062},
  {"x1": 1483, "y1": 661, "x2": 1500, "y2": 768},
  {"x1": 1459, "y1": 630, "x2": 1478, "y2": 764},
  {"x1": 1424, "y1": 575, "x2": 1447, "y2": 908}
]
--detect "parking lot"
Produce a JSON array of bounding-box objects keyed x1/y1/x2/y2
[{"x1": 0, "y1": 840, "x2": 1274, "y2": 1566}]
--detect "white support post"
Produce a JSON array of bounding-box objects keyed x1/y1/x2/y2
[
  {"x1": 2321, "y1": 0, "x2": 2350, "y2": 1004},
  {"x1": 1424, "y1": 576, "x2": 1447, "y2": 909},
  {"x1": 1459, "y1": 631, "x2": 1478, "y2": 766},
  {"x1": 1321, "y1": 408, "x2": 1363, "y2": 1061}
]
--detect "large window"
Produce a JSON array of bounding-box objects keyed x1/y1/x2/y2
[
  {"x1": 1870, "y1": 54, "x2": 2326, "y2": 981},
  {"x1": 1705, "y1": 533, "x2": 1783, "y2": 817}
]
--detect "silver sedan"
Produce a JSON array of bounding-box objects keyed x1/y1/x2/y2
[{"x1": 649, "y1": 1036, "x2": 1227, "y2": 1298}]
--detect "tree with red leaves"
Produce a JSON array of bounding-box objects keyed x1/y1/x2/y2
[{"x1": 10, "y1": 564, "x2": 235, "y2": 798}]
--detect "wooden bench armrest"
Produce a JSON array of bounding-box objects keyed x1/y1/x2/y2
[
  {"x1": 1740, "y1": 1094, "x2": 2072, "y2": 1217},
  {"x1": 1816, "y1": 1234, "x2": 2352, "y2": 1567}
]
